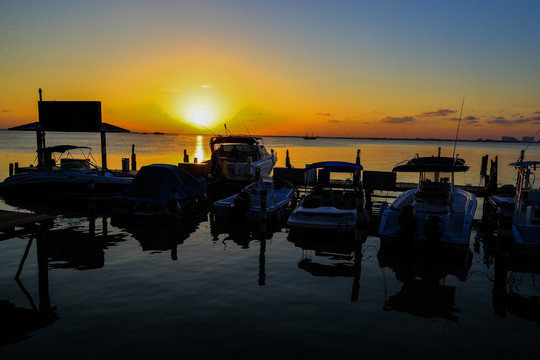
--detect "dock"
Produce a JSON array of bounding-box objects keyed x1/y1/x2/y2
[{"x1": 0, "y1": 210, "x2": 54, "y2": 241}]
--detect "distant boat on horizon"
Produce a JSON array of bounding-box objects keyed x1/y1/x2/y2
[{"x1": 303, "y1": 132, "x2": 316, "y2": 140}]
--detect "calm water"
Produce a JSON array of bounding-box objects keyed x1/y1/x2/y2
[{"x1": 1, "y1": 131, "x2": 539, "y2": 359}]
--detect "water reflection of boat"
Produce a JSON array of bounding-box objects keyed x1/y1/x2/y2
[
  {"x1": 288, "y1": 232, "x2": 362, "y2": 302},
  {"x1": 116, "y1": 215, "x2": 204, "y2": 260},
  {"x1": 207, "y1": 135, "x2": 277, "y2": 181},
  {"x1": 209, "y1": 212, "x2": 278, "y2": 286},
  {"x1": 377, "y1": 245, "x2": 472, "y2": 321},
  {"x1": 213, "y1": 180, "x2": 295, "y2": 222},
  {"x1": 0, "y1": 145, "x2": 133, "y2": 198},
  {"x1": 379, "y1": 154, "x2": 477, "y2": 251},
  {"x1": 492, "y1": 254, "x2": 540, "y2": 322}
]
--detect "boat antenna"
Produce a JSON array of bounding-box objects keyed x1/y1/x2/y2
[
  {"x1": 201, "y1": 124, "x2": 217, "y2": 136},
  {"x1": 452, "y1": 95, "x2": 466, "y2": 159},
  {"x1": 224, "y1": 124, "x2": 233, "y2": 136},
  {"x1": 243, "y1": 121, "x2": 251, "y2": 136}
]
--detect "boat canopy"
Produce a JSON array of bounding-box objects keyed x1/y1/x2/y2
[
  {"x1": 392, "y1": 156, "x2": 469, "y2": 173},
  {"x1": 509, "y1": 161, "x2": 540, "y2": 168},
  {"x1": 305, "y1": 161, "x2": 363, "y2": 172},
  {"x1": 36, "y1": 145, "x2": 92, "y2": 154},
  {"x1": 115, "y1": 164, "x2": 206, "y2": 203}
]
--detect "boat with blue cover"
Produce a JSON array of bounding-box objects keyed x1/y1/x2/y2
[{"x1": 111, "y1": 164, "x2": 207, "y2": 220}]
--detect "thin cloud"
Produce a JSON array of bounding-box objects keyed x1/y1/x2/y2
[
  {"x1": 316, "y1": 112, "x2": 331, "y2": 116},
  {"x1": 201, "y1": 84, "x2": 213, "y2": 88},
  {"x1": 485, "y1": 116, "x2": 532, "y2": 125},
  {"x1": 1, "y1": 109, "x2": 12, "y2": 112},
  {"x1": 416, "y1": 108, "x2": 457, "y2": 117},
  {"x1": 381, "y1": 116, "x2": 415, "y2": 124},
  {"x1": 328, "y1": 119, "x2": 343, "y2": 123}
]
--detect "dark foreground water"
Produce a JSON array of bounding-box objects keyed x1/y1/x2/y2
[{"x1": 1, "y1": 132, "x2": 539, "y2": 358}]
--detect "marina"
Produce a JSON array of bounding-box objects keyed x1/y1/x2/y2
[{"x1": 1, "y1": 131, "x2": 539, "y2": 358}]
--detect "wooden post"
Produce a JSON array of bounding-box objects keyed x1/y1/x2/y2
[
  {"x1": 131, "y1": 144, "x2": 137, "y2": 170},
  {"x1": 100, "y1": 131, "x2": 107, "y2": 170},
  {"x1": 259, "y1": 189, "x2": 267, "y2": 233},
  {"x1": 286, "y1": 150, "x2": 291, "y2": 169}
]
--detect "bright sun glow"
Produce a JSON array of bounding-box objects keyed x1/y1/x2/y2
[{"x1": 184, "y1": 104, "x2": 216, "y2": 127}]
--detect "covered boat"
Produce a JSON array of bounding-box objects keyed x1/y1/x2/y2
[
  {"x1": 207, "y1": 135, "x2": 277, "y2": 181},
  {"x1": 213, "y1": 179, "x2": 295, "y2": 222},
  {"x1": 0, "y1": 145, "x2": 133, "y2": 198},
  {"x1": 287, "y1": 161, "x2": 369, "y2": 234},
  {"x1": 378, "y1": 154, "x2": 477, "y2": 250},
  {"x1": 111, "y1": 164, "x2": 207, "y2": 220}
]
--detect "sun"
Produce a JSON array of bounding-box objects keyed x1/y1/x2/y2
[{"x1": 183, "y1": 103, "x2": 217, "y2": 127}]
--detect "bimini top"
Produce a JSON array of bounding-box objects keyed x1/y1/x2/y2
[
  {"x1": 210, "y1": 136, "x2": 262, "y2": 146},
  {"x1": 392, "y1": 156, "x2": 469, "y2": 173},
  {"x1": 36, "y1": 145, "x2": 92, "y2": 154},
  {"x1": 305, "y1": 161, "x2": 363, "y2": 172},
  {"x1": 509, "y1": 161, "x2": 540, "y2": 168}
]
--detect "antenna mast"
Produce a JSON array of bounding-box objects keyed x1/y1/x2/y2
[{"x1": 452, "y1": 96, "x2": 466, "y2": 159}]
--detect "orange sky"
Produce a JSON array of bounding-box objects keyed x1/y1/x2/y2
[{"x1": 1, "y1": 1, "x2": 539, "y2": 140}]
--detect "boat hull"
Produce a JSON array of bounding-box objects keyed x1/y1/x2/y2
[
  {"x1": 0, "y1": 171, "x2": 132, "y2": 197},
  {"x1": 213, "y1": 180, "x2": 295, "y2": 222},
  {"x1": 378, "y1": 188, "x2": 477, "y2": 250}
]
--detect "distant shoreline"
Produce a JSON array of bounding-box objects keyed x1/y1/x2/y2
[{"x1": 0, "y1": 129, "x2": 538, "y2": 144}]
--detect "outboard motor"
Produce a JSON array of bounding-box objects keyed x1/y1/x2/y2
[
  {"x1": 233, "y1": 192, "x2": 251, "y2": 216},
  {"x1": 398, "y1": 205, "x2": 417, "y2": 235},
  {"x1": 424, "y1": 214, "x2": 444, "y2": 249}
]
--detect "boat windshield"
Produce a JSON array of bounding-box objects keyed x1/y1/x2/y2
[
  {"x1": 421, "y1": 171, "x2": 452, "y2": 184},
  {"x1": 218, "y1": 144, "x2": 260, "y2": 161}
]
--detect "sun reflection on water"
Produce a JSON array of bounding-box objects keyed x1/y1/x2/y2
[{"x1": 194, "y1": 135, "x2": 205, "y2": 163}]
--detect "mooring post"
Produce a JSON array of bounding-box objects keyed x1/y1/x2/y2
[
  {"x1": 183, "y1": 149, "x2": 189, "y2": 163},
  {"x1": 481, "y1": 155, "x2": 489, "y2": 187},
  {"x1": 260, "y1": 189, "x2": 268, "y2": 233},
  {"x1": 100, "y1": 131, "x2": 107, "y2": 170},
  {"x1": 286, "y1": 150, "x2": 291, "y2": 169},
  {"x1": 9, "y1": 163, "x2": 13, "y2": 176},
  {"x1": 131, "y1": 144, "x2": 137, "y2": 171},
  {"x1": 356, "y1": 149, "x2": 361, "y2": 165}
]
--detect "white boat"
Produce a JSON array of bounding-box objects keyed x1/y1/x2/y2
[
  {"x1": 287, "y1": 161, "x2": 369, "y2": 234},
  {"x1": 378, "y1": 154, "x2": 477, "y2": 250},
  {"x1": 0, "y1": 145, "x2": 133, "y2": 198},
  {"x1": 207, "y1": 135, "x2": 277, "y2": 181},
  {"x1": 213, "y1": 179, "x2": 295, "y2": 222},
  {"x1": 509, "y1": 161, "x2": 540, "y2": 251}
]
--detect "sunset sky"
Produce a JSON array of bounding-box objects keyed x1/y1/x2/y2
[{"x1": 1, "y1": 0, "x2": 539, "y2": 140}]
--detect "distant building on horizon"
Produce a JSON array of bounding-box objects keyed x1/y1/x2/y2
[
  {"x1": 523, "y1": 136, "x2": 534, "y2": 142},
  {"x1": 502, "y1": 136, "x2": 517, "y2": 142}
]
